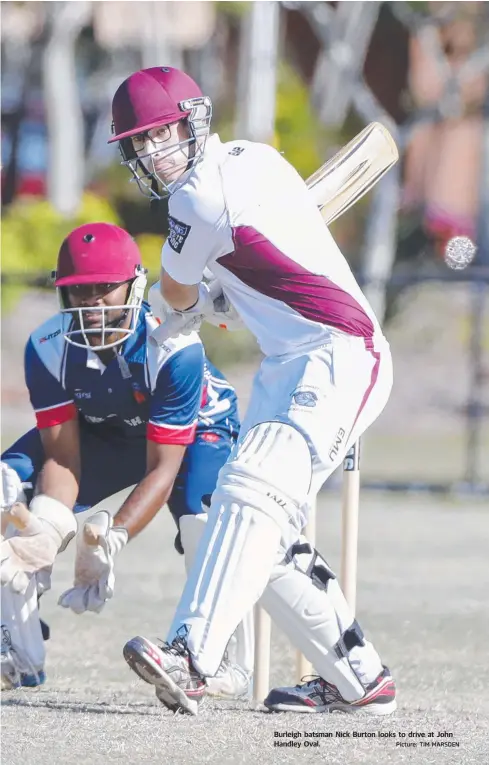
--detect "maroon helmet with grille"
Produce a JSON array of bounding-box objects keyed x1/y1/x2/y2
[
  {"x1": 54, "y1": 223, "x2": 147, "y2": 350},
  {"x1": 55, "y1": 223, "x2": 142, "y2": 286},
  {"x1": 109, "y1": 67, "x2": 212, "y2": 199},
  {"x1": 109, "y1": 66, "x2": 204, "y2": 143}
]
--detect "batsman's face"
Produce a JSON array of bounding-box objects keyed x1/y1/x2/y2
[
  {"x1": 66, "y1": 281, "x2": 132, "y2": 347},
  {"x1": 132, "y1": 121, "x2": 190, "y2": 184}
]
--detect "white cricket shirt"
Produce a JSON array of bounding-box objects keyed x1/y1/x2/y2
[{"x1": 161, "y1": 134, "x2": 381, "y2": 357}]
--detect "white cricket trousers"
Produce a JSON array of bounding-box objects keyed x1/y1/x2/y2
[{"x1": 238, "y1": 330, "x2": 393, "y2": 525}]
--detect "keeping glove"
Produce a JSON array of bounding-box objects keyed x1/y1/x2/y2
[
  {"x1": 0, "y1": 495, "x2": 76, "y2": 593},
  {"x1": 1, "y1": 462, "x2": 26, "y2": 511},
  {"x1": 58, "y1": 510, "x2": 128, "y2": 614}
]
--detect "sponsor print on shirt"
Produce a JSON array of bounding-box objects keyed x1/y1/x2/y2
[{"x1": 168, "y1": 215, "x2": 191, "y2": 254}]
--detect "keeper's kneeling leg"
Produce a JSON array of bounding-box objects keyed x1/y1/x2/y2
[
  {"x1": 167, "y1": 422, "x2": 312, "y2": 678},
  {"x1": 1, "y1": 578, "x2": 45, "y2": 688},
  {"x1": 260, "y1": 539, "x2": 384, "y2": 702}
]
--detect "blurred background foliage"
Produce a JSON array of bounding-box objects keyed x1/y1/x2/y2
[
  {"x1": 1, "y1": 59, "x2": 346, "y2": 315},
  {"x1": 1, "y1": 56, "x2": 335, "y2": 362}
]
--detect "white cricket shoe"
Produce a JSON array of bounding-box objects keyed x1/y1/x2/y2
[
  {"x1": 205, "y1": 653, "x2": 251, "y2": 699},
  {"x1": 123, "y1": 631, "x2": 206, "y2": 715}
]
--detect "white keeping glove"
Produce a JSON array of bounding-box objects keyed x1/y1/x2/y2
[
  {"x1": 0, "y1": 495, "x2": 77, "y2": 594},
  {"x1": 58, "y1": 510, "x2": 128, "y2": 614},
  {"x1": 1, "y1": 462, "x2": 25, "y2": 511},
  {"x1": 148, "y1": 281, "x2": 213, "y2": 345}
]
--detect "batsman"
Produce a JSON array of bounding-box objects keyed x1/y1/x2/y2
[{"x1": 111, "y1": 64, "x2": 397, "y2": 716}]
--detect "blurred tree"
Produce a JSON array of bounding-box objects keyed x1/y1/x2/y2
[
  {"x1": 1, "y1": 192, "x2": 120, "y2": 311},
  {"x1": 1, "y1": 1, "x2": 44, "y2": 206},
  {"x1": 43, "y1": 1, "x2": 91, "y2": 217}
]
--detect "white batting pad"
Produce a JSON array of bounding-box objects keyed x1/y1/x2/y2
[
  {"x1": 167, "y1": 422, "x2": 312, "y2": 677},
  {"x1": 179, "y1": 514, "x2": 209, "y2": 576},
  {"x1": 1, "y1": 577, "x2": 45, "y2": 687},
  {"x1": 169, "y1": 500, "x2": 280, "y2": 677},
  {"x1": 260, "y1": 536, "x2": 383, "y2": 701},
  {"x1": 180, "y1": 513, "x2": 255, "y2": 674}
]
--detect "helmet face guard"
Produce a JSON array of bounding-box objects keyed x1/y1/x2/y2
[
  {"x1": 57, "y1": 267, "x2": 148, "y2": 351},
  {"x1": 116, "y1": 96, "x2": 212, "y2": 199}
]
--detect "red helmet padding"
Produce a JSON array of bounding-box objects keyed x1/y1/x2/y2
[
  {"x1": 109, "y1": 66, "x2": 203, "y2": 143},
  {"x1": 55, "y1": 223, "x2": 142, "y2": 287}
]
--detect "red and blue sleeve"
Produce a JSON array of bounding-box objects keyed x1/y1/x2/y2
[
  {"x1": 147, "y1": 343, "x2": 205, "y2": 445},
  {"x1": 24, "y1": 338, "x2": 77, "y2": 429}
]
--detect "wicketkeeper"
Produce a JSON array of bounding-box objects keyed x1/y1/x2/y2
[{"x1": 0, "y1": 222, "x2": 252, "y2": 698}]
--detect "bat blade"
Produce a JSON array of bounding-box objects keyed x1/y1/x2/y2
[{"x1": 305, "y1": 122, "x2": 399, "y2": 225}]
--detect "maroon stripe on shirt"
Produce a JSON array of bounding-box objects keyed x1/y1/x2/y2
[
  {"x1": 352, "y1": 337, "x2": 381, "y2": 430},
  {"x1": 217, "y1": 226, "x2": 374, "y2": 338}
]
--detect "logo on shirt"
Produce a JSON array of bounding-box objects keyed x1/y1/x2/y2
[
  {"x1": 200, "y1": 432, "x2": 221, "y2": 443},
  {"x1": 124, "y1": 416, "x2": 144, "y2": 427},
  {"x1": 74, "y1": 389, "x2": 91, "y2": 399},
  {"x1": 291, "y1": 390, "x2": 318, "y2": 408},
  {"x1": 168, "y1": 215, "x2": 191, "y2": 254},
  {"x1": 39, "y1": 329, "x2": 61, "y2": 343},
  {"x1": 132, "y1": 383, "x2": 147, "y2": 405}
]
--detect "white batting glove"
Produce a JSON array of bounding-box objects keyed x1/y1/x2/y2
[
  {"x1": 148, "y1": 281, "x2": 213, "y2": 345},
  {"x1": 58, "y1": 510, "x2": 128, "y2": 614},
  {"x1": 0, "y1": 496, "x2": 77, "y2": 594}
]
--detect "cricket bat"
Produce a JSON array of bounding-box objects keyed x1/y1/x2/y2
[{"x1": 305, "y1": 122, "x2": 398, "y2": 224}]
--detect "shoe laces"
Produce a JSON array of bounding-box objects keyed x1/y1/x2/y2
[
  {"x1": 296, "y1": 674, "x2": 320, "y2": 688},
  {"x1": 157, "y1": 625, "x2": 190, "y2": 658},
  {"x1": 297, "y1": 674, "x2": 343, "y2": 701},
  {"x1": 158, "y1": 627, "x2": 205, "y2": 686}
]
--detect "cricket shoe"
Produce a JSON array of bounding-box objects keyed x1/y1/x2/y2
[
  {"x1": 123, "y1": 629, "x2": 206, "y2": 715},
  {"x1": 264, "y1": 666, "x2": 396, "y2": 715},
  {"x1": 205, "y1": 652, "x2": 251, "y2": 699}
]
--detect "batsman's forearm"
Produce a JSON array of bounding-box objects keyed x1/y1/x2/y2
[
  {"x1": 113, "y1": 469, "x2": 175, "y2": 540},
  {"x1": 160, "y1": 271, "x2": 199, "y2": 311}
]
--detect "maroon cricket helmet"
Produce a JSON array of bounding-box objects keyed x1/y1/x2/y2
[
  {"x1": 53, "y1": 223, "x2": 147, "y2": 350},
  {"x1": 55, "y1": 223, "x2": 143, "y2": 286},
  {"x1": 109, "y1": 66, "x2": 204, "y2": 143}
]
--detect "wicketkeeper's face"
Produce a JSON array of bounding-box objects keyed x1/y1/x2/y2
[{"x1": 65, "y1": 281, "x2": 132, "y2": 346}]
